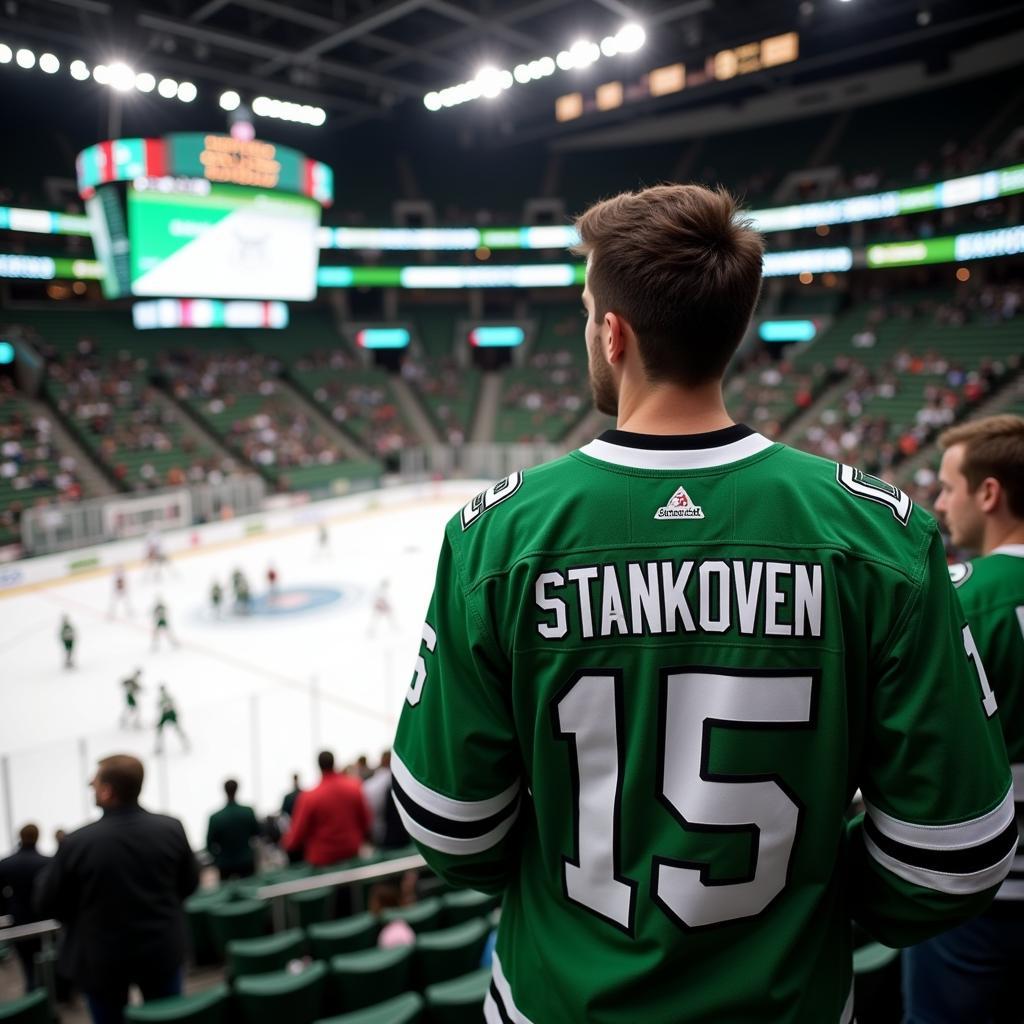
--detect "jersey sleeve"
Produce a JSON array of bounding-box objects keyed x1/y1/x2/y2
[
  {"x1": 848, "y1": 525, "x2": 1017, "y2": 947},
  {"x1": 391, "y1": 527, "x2": 523, "y2": 892}
]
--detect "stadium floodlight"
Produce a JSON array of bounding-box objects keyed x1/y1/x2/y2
[
  {"x1": 135, "y1": 71, "x2": 156, "y2": 92},
  {"x1": 252, "y1": 95, "x2": 270, "y2": 116},
  {"x1": 537, "y1": 56, "x2": 556, "y2": 76},
  {"x1": 108, "y1": 62, "x2": 135, "y2": 91},
  {"x1": 600, "y1": 36, "x2": 619, "y2": 57},
  {"x1": 0, "y1": 43, "x2": 11, "y2": 64},
  {"x1": 15, "y1": 48, "x2": 35, "y2": 69},
  {"x1": 92, "y1": 63, "x2": 110, "y2": 85},
  {"x1": 157, "y1": 77, "x2": 177, "y2": 98},
  {"x1": 615, "y1": 23, "x2": 646, "y2": 52},
  {"x1": 69, "y1": 59, "x2": 90, "y2": 80},
  {"x1": 39, "y1": 53, "x2": 59, "y2": 74},
  {"x1": 219, "y1": 89, "x2": 240, "y2": 111},
  {"x1": 556, "y1": 49, "x2": 574, "y2": 70},
  {"x1": 514, "y1": 63, "x2": 531, "y2": 84},
  {"x1": 423, "y1": 91, "x2": 442, "y2": 111},
  {"x1": 309, "y1": 106, "x2": 327, "y2": 126},
  {"x1": 177, "y1": 81, "x2": 197, "y2": 102},
  {"x1": 475, "y1": 66, "x2": 506, "y2": 98},
  {"x1": 569, "y1": 40, "x2": 600, "y2": 68}
]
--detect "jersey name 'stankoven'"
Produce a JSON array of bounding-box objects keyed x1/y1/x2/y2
[{"x1": 534, "y1": 558, "x2": 823, "y2": 640}]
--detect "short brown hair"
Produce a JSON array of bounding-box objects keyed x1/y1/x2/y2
[
  {"x1": 97, "y1": 755, "x2": 144, "y2": 804},
  {"x1": 938, "y1": 414, "x2": 1024, "y2": 518},
  {"x1": 574, "y1": 184, "x2": 764, "y2": 385},
  {"x1": 19, "y1": 824, "x2": 39, "y2": 847}
]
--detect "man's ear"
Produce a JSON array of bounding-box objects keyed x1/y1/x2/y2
[
  {"x1": 605, "y1": 311, "x2": 627, "y2": 364},
  {"x1": 976, "y1": 476, "x2": 1002, "y2": 514}
]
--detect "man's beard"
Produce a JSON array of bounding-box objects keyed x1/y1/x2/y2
[{"x1": 589, "y1": 351, "x2": 618, "y2": 417}]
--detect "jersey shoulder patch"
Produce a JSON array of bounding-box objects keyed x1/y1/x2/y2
[
  {"x1": 460, "y1": 472, "x2": 524, "y2": 531},
  {"x1": 835, "y1": 463, "x2": 913, "y2": 526},
  {"x1": 947, "y1": 561, "x2": 973, "y2": 588}
]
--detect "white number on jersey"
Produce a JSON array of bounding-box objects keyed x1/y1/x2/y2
[
  {"x1": 554, "y1": 668, "x2": 815, "y2": 933},
  {"x1": 963, "y1": 624, "x2": 998, "y2": 718}
]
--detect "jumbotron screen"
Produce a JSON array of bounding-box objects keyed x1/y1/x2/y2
[{"x1": 128, "y1": 179, "x2": 320, "y2": 301}]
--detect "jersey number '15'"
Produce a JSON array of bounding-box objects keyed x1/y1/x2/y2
[{"x1": 553, "y1": 669, "x2": 815, "y2": 934}]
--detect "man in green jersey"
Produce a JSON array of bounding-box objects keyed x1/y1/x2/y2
[
  {"x1": 391, "y1": 185, "x2": 1016, "y2": 1024},
  {"x1": 120, "y1": 669, "x2": 144, "y2": 729},
  {"x1": 59, "y1": 615, "x2": 75, "y2": 669},
  {"x1": 155, "y1": 684, "x2": 190, "y2": 754},
  {"x1": 903, "y1": 414, "x2": 1024, "y2": 1022}
]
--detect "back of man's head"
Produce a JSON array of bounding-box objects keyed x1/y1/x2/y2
[
  {"x1": 573, "y1": 184, "x2": 764, "y2": 386},
  {"x1": 380, "y1": 750, "x2": 391, "y2": 769},
  {"x1": 19, "y1": 823, "x2": 39, "y2": 848},
  {"x1": 97, "y1": 755, "x2": 144, "y2": 806},
  {"x1": 318, "y1": 750, "x2": 335, "y2": 774},
  {"x1": 938, "y1": 414, "x2": 1024, "y2": 519},
  {"x1": 224, "y1": 779, "x2": 239, "y2": 801}
]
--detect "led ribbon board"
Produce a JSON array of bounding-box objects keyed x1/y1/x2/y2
[
  {"x1": 76, "y1": 134, "x2": 333, "y2": 206},
  {"x1": 132, "y1": 299, "x2": 289, "y2": 329}
]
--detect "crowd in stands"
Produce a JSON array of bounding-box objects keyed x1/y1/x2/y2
[
  {"x1": 401, "y1": 356, "x2": 468, "y2": 446},
  {"x1": 160, "y1": 351, "x2": 346, "y2": 480},
  {"x1": 49, "y1": 340, "x2": 238, "y2": 490},
  {"x1": 0, "y1": 747, "x2": 412, "y2": 1014},
  {"x1": 293, "y1": 350, "x2": 419, "y2": 459},
  {"x1": 0, "y1": 379, "x2": 84, "y2": 543}
]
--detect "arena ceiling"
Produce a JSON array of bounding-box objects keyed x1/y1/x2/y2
[{"x1": 2, "y1": 0, "x2": 1020, "y2": 133}]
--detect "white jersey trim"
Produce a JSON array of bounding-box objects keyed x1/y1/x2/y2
[
  {"x1": 864, "y1": 787, "x2": 1015, "y2": 850},
  {"x1": 391, "y1": 751, "x2": 520, "y2": 822},
  {"x1": 393, "y1": 800, "x2": 519, "y2": 856},
  {"x1": 864, "y1": 833, "x2": 1016, "y2": 895},
  {"x1": 1012, "y1": 763, "x2": 1024, "y2": 798},
  {"x1": 840, "y1": 981, "x2": 855, "y2": 1024},
  {"x1": 485, "y1": 950, "x2": 535, "y2": 1024},
  {"x1": 578, "y1": 432, "x2": 775, "y2": 471},
  {"x1": 992, "y1": 544, "x2": 1024, "y2": 558}
]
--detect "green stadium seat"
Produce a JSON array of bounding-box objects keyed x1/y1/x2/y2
[
  {"x1": 287, "y1": 886, "x2": 335, "y2": 927},
  {"x1": 227, "y1": 928, "x2": 306, "y2": 979},
  {"x1": 380, "y1": 897, "x2": 442, "y2": 934},
  {"x1": 185, "y1": 889, "x2": 234, "y2": 965},
  {"x1": 235, "y1": 961, "x2": 328, "y2": 1024},
  {"x1": 0, "y1": 989, "x2": 49, "y2": 1023},
  {"x1": 207, "y1": 899, "x2": 271, "y2": 956},
  {"x1": 313, "y1": 992, "x2": 423, "y2": 1024},
  {"x1": 423, "y1": 968, "x2": 492, "y2": 1024},
  {"x1": 329, "y1": 946, "x2": 414, "y2": 1013},
  {"x1": 123, "y1": 983, "x2": 230, "y2": 1023},
  {"x1": 440, "y1": 890, "x2": 499, "y2": 927},
  {"x1": 413, "y1": 918, "x2": 491, "y2": 989},
  {"x1": 307, "y1": 913, "x2": 379, "y2": 960}
]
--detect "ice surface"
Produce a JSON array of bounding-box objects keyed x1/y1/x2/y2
[{"x1": 0, "y1": 490, "x2": 476, "y2": 853}]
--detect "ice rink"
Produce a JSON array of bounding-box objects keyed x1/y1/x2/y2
[{"x1": 0, "y1": 485, "x2": 480, "y2": 854}]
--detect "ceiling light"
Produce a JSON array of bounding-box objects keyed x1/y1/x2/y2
[
  {"x1": 135, "y1": 71, "x2": 155, "y2": 92},
  {"x1": 556, "y1": 50, "x2": 574, "y2": 70},
  {"x1": 15, "y1": 48, "x2": 35, "y2": 69},
  {"x1": 252, "y1": 95, "x2": 270, "y2": 116},
  {"x1": 615, "y1": 22, "x2": 646, "y2": 53},
  {"x1": 423, "y1": 91, "x2": 442, "y2": 111},
  {"x1": 92, "y1": 63, "x2": 111, "y2": 85},
  {"x1": 177, "y1": 80, "x2": 196, "y2": 102},
  {"x1": 537, "y1": 56, "x2": 555, "y2": 76},
  {"x1": 108, "y1": 62, "x2": 135, "y2": 91},
  {"x1": 157, "y1": 77, "x2": 177, "y2": 98},
  {"x1": 39, "y1": 52, "x2": 59, "y2": 74},
  {"x1": 310, "y1": 106, "x2": 326, "y2": 126},
  {"x1": 219, "y1": 89, "x2": 240, "y2": 111},
  {"x1": 514, "y1": 63, "x2": 531, "y2": 84},
  {"x1": 0, "y1": 44, "x2": 11, "y2": 64},
  {"x1": 600, "y1": 36, "x2": 619, "y2": 57},
  {"x1": 69, "y1": 59, "x2": 90, "y2": 80}
]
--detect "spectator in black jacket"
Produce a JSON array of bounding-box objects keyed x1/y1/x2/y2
[
  {"x1": 0, "y1": 823, "x2": 51, "y2": 992},
  {"x1": 35, "y1": 754, "x2": 199, "y2": 1024}
]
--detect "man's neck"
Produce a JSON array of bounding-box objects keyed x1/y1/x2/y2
[
  {"x1": 615, "y1": 379, "x2": 733, "y2": 436},
  {"x1": 982, "y1": 518, "x2": 1024, "y2": 556}
]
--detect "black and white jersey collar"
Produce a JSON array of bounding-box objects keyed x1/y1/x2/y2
[
  {"x1": 579, "y1": 423, "x2": 775, "y2": 470},
  {"x1": 992, "y1": 544, "x2": 1024, "y2": 559}
]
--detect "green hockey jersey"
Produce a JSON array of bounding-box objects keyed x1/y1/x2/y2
[
  {"x1": 949, "y1": 544, "x2": 1024, "y2": 906},
  {"x1": 392, "y1": 425, "x2": 1016, "y2": 1024}
]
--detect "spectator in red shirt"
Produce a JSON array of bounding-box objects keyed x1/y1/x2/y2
[{"x1": 283, "y1": 751, "x2": 371, "y2": 867}]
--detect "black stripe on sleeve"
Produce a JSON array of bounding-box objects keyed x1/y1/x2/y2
[
  {"x1": 391, "y1": 778, "x2": 520, "y2": 841},
  {"x1": 489, "y1": 981, "x2": 514, "y2": 1024},
  {"x1": 865, "y1": 816, "x2": 1019, "y2": 877}
]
